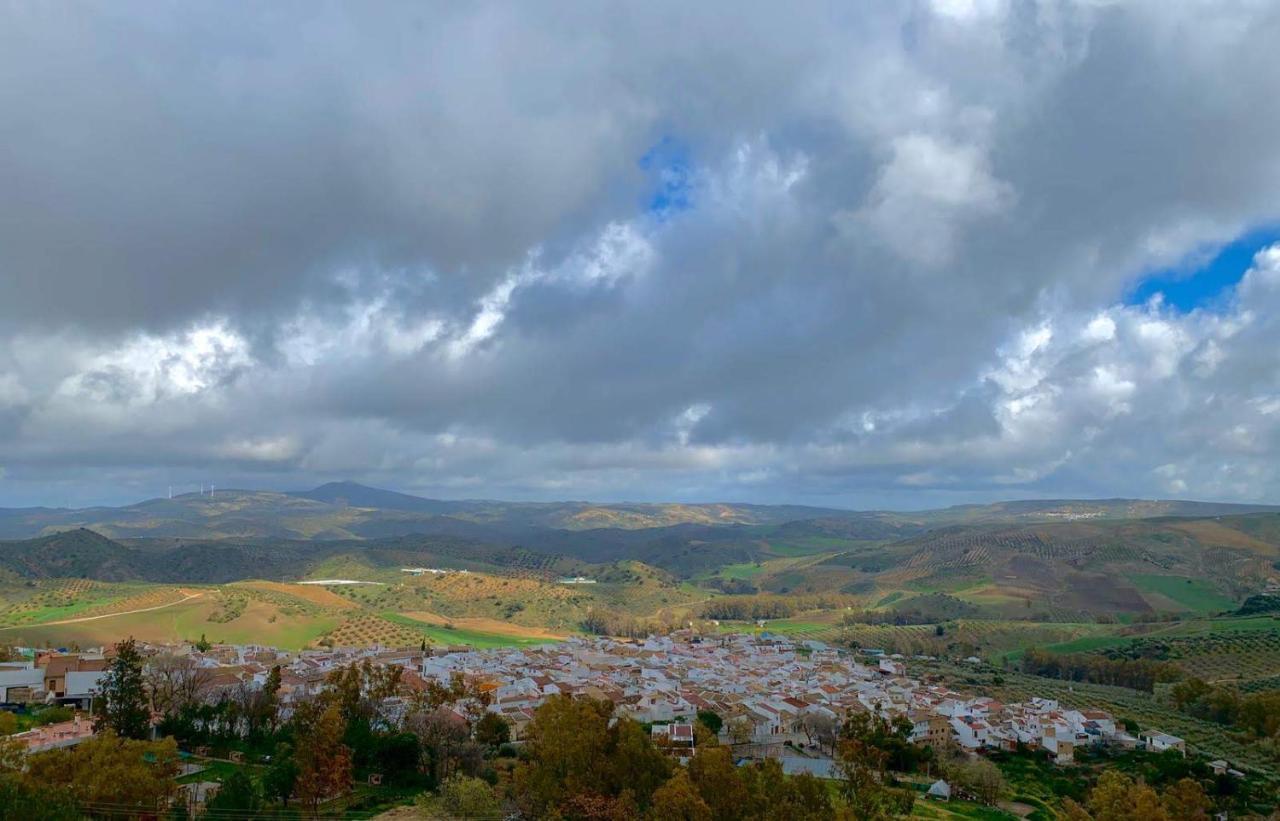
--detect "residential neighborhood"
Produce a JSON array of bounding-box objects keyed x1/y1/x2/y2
[{"x1": 0, "y1": 632, "x2": 1194, "y2": 772}]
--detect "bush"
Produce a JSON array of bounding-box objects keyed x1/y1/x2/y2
[{"x1": 33, "y1": 706, "x2": 74, "y2": 726}]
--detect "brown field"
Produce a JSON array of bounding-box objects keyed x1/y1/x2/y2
[
  {"x1": 234, "y1": 580, "x2": 358, "y2": 610},
  {"x1": 418, "y1": 572, "x2": 577, "y2": 602},
  {"x1": 1170, "y1": 520, "x2": 1279, "y2": 555},
  {"x1": 0, "y1": 596, "x2": 337, "y2": 650},
  {"x1": 399, "y1": 611, "x2": 568, "y2": 639}
]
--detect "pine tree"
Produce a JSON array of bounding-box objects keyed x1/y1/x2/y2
[{"x1": 93, "y1": 638, "x2": 151, "y2": 739}]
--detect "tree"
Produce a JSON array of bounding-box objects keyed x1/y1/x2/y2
[
  {"x1": 146, "y1": 654, "x2": 213, "y2": 719},
  {"x1": 263, "y1": 742, "x2": 301, "y2": 806},
  {"x1": 726, "y1": 716, "x2": 754, "y2": 746},
  {"x1": 0, "y1": 777, "x2": 79, "y2": 821},
  {"x1": 798, "y1": 711, "x2": 837, "y2": 754},
  {"x1": 948, "y1": 757, "x2": 1006, "y2": 806},
  {"x1": 375, "y1": 731, "x2": 423, "y2": 785},
  {"x1": 1084, "y1": 771, "x2": 1169, "y2": 821},
  {"x1": 605, "y1": 717, "x2": 672, "y2": 806},
  {"x1": 474, "y1": 711, "x2": 511, "y2": 751},
  {"x1": 93, "y1": 638, "x2": 151, "y2": 739},
  {"x1": 418, "y1": 774, "x2": 503, "y2": 819},
  {"x1": 836, "y1": 736, "x2": 914, "y2": 820},
  {"x1": 409, "y1": 706, "x2": 473, "y2": 784},
  {"x1": 696, "y1": 709, "x2": 723, "y2": 735},
  {"x1": 0, "y1": 713, "x2": 15, "y2": 736},
  {"x1": 514, "y1": 695, "x2": 614, "y2": 815},
  {"x1": 34, "y1": 705, "x2": 73, "y2": 725},
  {"x1": 207, "y1": 769, "x2": 261, "y2": 814},
  {"x1": 1161, "y1": 778, "x2": 1211, "y2": 821},
  {"x1": 688, "y1": 746, "x2": 749, "y2": 821},
  {"x1": 292, "y1": 701, "x2": 353, "y2": 815},
  {"x1": 0, "y1": 735, "x2": 25, "y2": 773},
  {"x1": 25, "y1": 731, "x2": 180, "y2": 813},
  {"x1": 738, "y1": 758, "x2": 832, "y2": 821},
  {"x1": 195, "y1": 633, "x2": 212, "y2": 652},
  {"x1": 649, "y1": 770, "x2": 712, "y2": 821},
  {"x1": 514, "y1": 694, "x2": 670, "y2": 815}
]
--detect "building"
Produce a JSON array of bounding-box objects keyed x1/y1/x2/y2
[{"x1": 1141, "y1": 731, "x2": 1186, "y2": 756}]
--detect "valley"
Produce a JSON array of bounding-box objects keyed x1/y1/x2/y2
[{"x1": 0, "y1": 485, "x2": 1277, "y2": 682}]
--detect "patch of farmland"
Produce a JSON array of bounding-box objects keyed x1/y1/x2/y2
[
  {"x1": 72, "y1": 586, "x2": 190, "y2": 619},
  {"x1": 1128, "y1": 574, "x2": 1235, "y2": 614},
  {"x1": 0, "y1": 596, "x2": 336, "y2": 650},
  {"x1": 321, "y1": 614, "x2": 423, "y2": 648},
  {"x1": 385, "y1": 613, "x2": 563, "y2": 648},
  {"x1": 233, "y1": 580, "x2": 357, "y2": 611}
]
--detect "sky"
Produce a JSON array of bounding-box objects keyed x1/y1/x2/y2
[{"x1": 3, "y1": 1, "x2": 1280, "y2": 510}]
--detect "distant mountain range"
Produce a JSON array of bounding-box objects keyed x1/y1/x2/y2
[
  {"x1": 1, "y1": 481, "x2": 1277, "y2": 542},
  {"x1": 1, "y1": 484, "x2": 1277, "y2": 619}
]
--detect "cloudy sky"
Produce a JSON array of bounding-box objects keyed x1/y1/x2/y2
[{"x1": 3, "y1": 0, "x2": 1280, "y2": 509}]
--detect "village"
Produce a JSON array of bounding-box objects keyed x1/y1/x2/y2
[{"x1": 1, "y1": 630, "x2": 1227, "y2": 789}]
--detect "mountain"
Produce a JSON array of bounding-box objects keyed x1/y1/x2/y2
[
  {"x1": 0, "y1": 483, "x2": 1277, "y2": 546},
  {"x1": 912, "y1": 498, "x2": 1280, "y2": 525},
  {"x1": 0, "y1": 484, "x2": 859, "y2": 540},
  {"x1": 290, "y1": 481, "x2": 470, "y2": 514}
]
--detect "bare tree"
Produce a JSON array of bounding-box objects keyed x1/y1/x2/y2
[
  {"x1": 146, "y1": 655, "x2": 213, "y2": 718},
  {"x1": 407, "y1": 706, "x2": 482, "y2": 783},
  {"x1": 799, "y1": 711, "x2": 839, "y2": 756}
]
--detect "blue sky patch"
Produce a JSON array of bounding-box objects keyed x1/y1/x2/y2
[
  {"x1": 1127, "y1": 226, "x2": 1280, "y2": 312},
  {"x1": 639, "y1": 136, "x2": 694, "y2": 219}
]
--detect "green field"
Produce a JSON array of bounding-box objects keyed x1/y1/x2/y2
[
  {"x1": 1129, "y1": 575, "x2": 1235, "y2": 614},
  {"x1": 1035, "y1": 634, "x2": 1134, "y2": 654},
  {"x1": 716, "y1": 562, "x2": 767, "y2": 581}
]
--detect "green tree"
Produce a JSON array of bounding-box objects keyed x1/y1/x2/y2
[
  {"x1": 836, "y1": 735, "x2": 914, "y2": 820},
  {"x1": 739, "y1": 758, "x2": 831, "y2": 821},
  {"x1": 514, "y1": 695, "x2": 614, "y2": 815},
  {"x1": 606, "y1": 717, "x2": 672, "y2": 805},
  {"x1": 696, "y1": 709, "x2": 723, "y2": 734},
  {"x1": 195, "y1": 633, "x2": 212, "y2": 652},
  {"x1": 514, "y1": 694, "x2": 671, "y2": 815},
  {"x1": 0, "y1": 777, "x2": 79, "y2": 821},
  {"x1": 417, "y1": 774, "x2": 503, "y2": 819},
  {"x1": 263, "y1": 742, "x2": 300, "y2": 806},
  {"x1": 688, "y1": 746, "x2": 750, "y2": 821},
  {"x1": 474, "y1": 711, "x2": 511, "y2": 751},
  {"x1": 25, "y1": 731, "x2": 180, "y2": 814},
  {"x1": 207, "y1": 769, "x2": 261, "y2": 813},
  {"x1": 93, "y1": 637, "x2": 151, "y2": 739},
  {"x1": 34, "y1": 705, "x2": 74, "y2": 725}
]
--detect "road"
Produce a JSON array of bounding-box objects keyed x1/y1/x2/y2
[{"x1": 39, "y1": 590, "x2": 205, "y2": 625}]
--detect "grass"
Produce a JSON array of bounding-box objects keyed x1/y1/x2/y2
[
  {"x1": 909, "y1": 800, "x2": 1017, "y2": 820},
  {"x1": 1036, "y1": 634, "x2": 1134, "y2": 654},
  {"x1": 716, "y1": 562, "x2": 767, "y2": 581},
  {"x1": 1128, "y1": 575, "x2": 1234, "y2": 614},
  {"x1": 763, "y1": 537, "x2": 867, "y2": 557},
  {"x1": 383, "y1": 613, "x2": 561, "y2": 648}
]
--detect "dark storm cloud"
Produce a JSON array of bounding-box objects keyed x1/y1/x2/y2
[{"x1": 3, "y1": 1, "x2": 1280, "y2": 508}]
